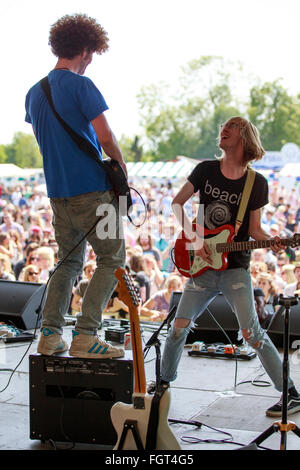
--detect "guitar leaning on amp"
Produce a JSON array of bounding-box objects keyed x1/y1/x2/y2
[{"x1": 110, "y1": 268, "x2": 181, "y2": 450}]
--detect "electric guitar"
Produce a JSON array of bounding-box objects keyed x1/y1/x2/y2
[
  {"x1": 110, "y1": 268, "x2": 181, "y2": 450},
  {"x1": 174, "y1": 223, "x2": 300, "y2": 278}
]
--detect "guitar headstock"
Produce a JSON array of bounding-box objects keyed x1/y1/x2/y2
[
  {"x1": 291, "y1": 233, "x2": 300, "y2": 249},
  {"x1": 114, "y1": 268, "x2": 141, "y2": 310}
]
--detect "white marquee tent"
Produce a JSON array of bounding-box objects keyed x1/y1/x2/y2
[
  {"x1": 127, "y1": 156, "x2": 198, "y2": 179},
  {"x1": 0, "y1": 164, "x2": 28, "y2": 178},
  {"x1": 0, "y1": 164, "x2": 44, "y2": 183}
]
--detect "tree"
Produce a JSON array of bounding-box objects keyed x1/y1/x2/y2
[
  {"x1": 136, "y1": 56, "x2": 300, "y2": 160},
  {"x1": 118, "y1": 135, "x2": 146, "y2": 162},
  {"x1": 137, "y1": 56, "x2": 250, "y2": 160},
  {"x1": 248, "y1": 80, "x2": 300, "y2": 149},
  {"x1": 4, "y1": 132, "x2": 42, "y2": 168},
  {"x1": 0, "y1": 145, "x2": 7, "y2": 163}
]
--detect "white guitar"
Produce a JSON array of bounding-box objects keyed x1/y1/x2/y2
[
  {"x1": 174, "y1": 223, "x2": 300, "y2": 278},
  {"x1": 110, "y1": 268, "x2": 181, "y2": 450}
]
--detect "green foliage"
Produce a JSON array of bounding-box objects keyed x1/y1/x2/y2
[
  {"x1": 137, "y1": 56, "x2": 251, "y2": 160},
  {"x1": 0, "y1": 145, "x2": 7, "y2": 163},
  {"x1": 136, "y1": 56, "x2": 300, "y2": 160},
  {"x1": 3, "y1": 132, "x2": 42, "y2": 168},
  {"x1": 118, "y1": 135, "x2": 147, "y2": 162},
  {"x1": 2, "y1": 58, "x2": 300, "y2": 165},
  {"x1": 248, "y1": 81, "x2": 300, "y2": 150}
]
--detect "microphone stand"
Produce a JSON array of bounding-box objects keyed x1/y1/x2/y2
[
  {"x1": 249, "y1": 295, "x2": 300, "y2": 450},
  {"x1": 143, "y1": 305, "x2": 176, "y2": 391},
  {"x1": 143, "y1": 305, "x2": 203, "y2": 429}
]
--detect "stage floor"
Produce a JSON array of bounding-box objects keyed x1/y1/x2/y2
[{"x1": 1, "y1": 322, "x2": 300, "y2": 452}]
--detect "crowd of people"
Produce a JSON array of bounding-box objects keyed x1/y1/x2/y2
[{"x1": 0, "y1": 176, "x2": 300, "y2": 324}]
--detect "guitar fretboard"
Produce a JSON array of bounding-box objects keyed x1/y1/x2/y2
[
  {"x1": 114, "y1": 268, "x2": 146, "y2": 396},
  {"x1": 216, "y1": 237, "x2": 291, "y2": 253}
]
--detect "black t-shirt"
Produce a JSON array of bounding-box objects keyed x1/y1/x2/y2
[{"x1": 188, "y1": 160, "x2": 269, "y2": 269}]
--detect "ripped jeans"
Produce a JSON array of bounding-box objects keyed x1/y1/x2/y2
[{"x1": 161, "y1": 267, "x2": 293, "y2": 392}]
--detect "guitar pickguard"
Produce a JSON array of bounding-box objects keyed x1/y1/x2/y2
[{"x1": 177, "y1": 227, "x2": 231, "y2": 276}]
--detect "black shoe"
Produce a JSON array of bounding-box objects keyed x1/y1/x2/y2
[
  {"x1": 147, "y1": 380, "x2": 169, "y2": 395},
  {"x1": 266, "y1": 393, "x2": 300, "y2": 417}
]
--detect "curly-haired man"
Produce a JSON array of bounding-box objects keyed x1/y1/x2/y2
[{"x1": 25, "y1": 14, "x2": 126, "y2": 359}]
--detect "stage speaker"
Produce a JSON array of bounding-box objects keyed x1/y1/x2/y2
[
  {"x1": 268, "y1": 304, "x2": 300, "y2": 347},
  {"x1": 0, "y1": 280, "x2": 46, "y2": 330},
  {"x1": 29, "y1": 353, "x2": 133, "y2": 445},
  {"x1": 169, "y1": 291, "x2": 240, "y2": 344}
]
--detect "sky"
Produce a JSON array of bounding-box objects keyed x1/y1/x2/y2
[{"x1": 0, "y1": 0, "x2": 299, "y2": 145}]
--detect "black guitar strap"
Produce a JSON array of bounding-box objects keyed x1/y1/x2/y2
[
  {"x1": 145, "y1": 388, "x2": 166, "y2": 450},
  {"x1": 40, "y1": 76, "x2": 104, "y2": 162}
]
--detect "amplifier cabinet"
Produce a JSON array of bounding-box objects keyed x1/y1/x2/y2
[{"x1": 29, "y1": 352, "x2": 133, "y2": 445}]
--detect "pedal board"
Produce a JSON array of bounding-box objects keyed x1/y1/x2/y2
[{"x1": 188, "y1": 342, "x2": 256, "y2": 360}]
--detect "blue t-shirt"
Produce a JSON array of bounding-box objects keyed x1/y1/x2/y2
[{"x1": 25, "y1": 70, "x2": 112, "y2": 197}]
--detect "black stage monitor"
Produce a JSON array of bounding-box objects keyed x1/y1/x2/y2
[{"x1": 0, "y1": 280, "x2": 46, "y2": 330}]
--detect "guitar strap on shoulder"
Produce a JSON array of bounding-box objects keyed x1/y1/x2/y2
[
  {"x1": 40, "y1": 76, "x2": 148, "y2": 225},
  {"x1": 234, "y1": 168, "x2": 256, "y2": 236},
  {"x1": 40, "y1": 76, "x2": 102, "y2": 161}
]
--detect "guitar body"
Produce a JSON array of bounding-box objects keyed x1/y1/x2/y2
[
  {"x1": 111, "y1": 268, "x2": 181, "y2": 450},
  {"x1": 174, "y1": 224, "x2": 235, "y2": 278},
  {"x1": 111, "y1": 391, "x2": 181, "y2": 450}
]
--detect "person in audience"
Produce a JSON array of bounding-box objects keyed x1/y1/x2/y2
[
  {"x1": 143, "y1": 253, "x2": 165, "y2": 296},
  {"x1": 277, "y1": 252, "x2": 290, "y2": 270},
  {"x1": 154, "y1": 220, "x2": 176, "y2": 273},
  {"x1": 26, "y1": 225, "x2": 44, "y2": 246},
  {"x1": 261, "y1": 207, "x2": 277, "y2": 227},
  {"x1": 281, "y1": 264, "x2": 297, "y2": 287},
  {"x1": 0, "y1": 212, "x2": 25, "y2": 240},
  {"x1": 105, "y1": 283, "x2": 129, "y2": 318},
  {"x1": 256, "y1": 272, "x2": 279, "y2": 328},
  {"x1": 0, "y1": 233, "x2": 15, "y2": 263},
  {"x1": 140, "y1": 274, "x2": 183, "y2": 321},
  {"x1": 136, "y1": 233, "x2": 162, "y2": 269},
  {"x1": 23, "y1": 264, "x2": 42, "y2": 283},
  {"x1": 36, "y1": 246, "x2": 55, "y2": 281},
  {"x1": 14, "y1": 243, "x2": 40, "y2": 280},
  {"x1": 128, "y1": 253, "x2": 151, "y2": 302},
  {"x1": 253, "y1": 288, "x2": 271, "y2": 329},
  {"x1": 250, "y1": 261, "x2": 268, "y2": 286},
  {"x1": 251, "y1": 249, "x2": 266, "y2": 263},
  {"x1": 283, "y1": 262, "x2": 300, "y2": 297},
  {"x1": 8, "y1": 229, "x2": 23, "y2": 265},
  {"x1": 266, "y1": 261, "x2": 285, "y2": 293},
  {"x1": 0, "y1": 254, "x2": 15, "y2": 281},
  {"x1": 71, "y1": 261, "x2": 96, "y2": 314},
  {"x1": 285, "y1": 211, "x2": 297, "y2": 233}
]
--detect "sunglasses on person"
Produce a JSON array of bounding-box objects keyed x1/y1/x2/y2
[{"x1": 28, "y1": 271, "x2": 40, "y2": 276}]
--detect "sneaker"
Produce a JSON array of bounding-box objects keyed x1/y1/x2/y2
[
  {"x1": 266, "y1": 392, "x2": 300, "y2": 417},
  {"x1": 37, "y1": 328, "x2": 68, "y2": 355},
  {"x1": 147, "y1": 380, "x2": 169, "y2": 395},
  {"x1": 0, "y1": 324, "x2": 20, "y2": 338},
  {"x1": 69, "y1": 330, "x2": 124, "y2": 359}
]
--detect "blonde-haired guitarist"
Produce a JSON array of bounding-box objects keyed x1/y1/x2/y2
[{"x1": 158, "y1": 117, "x2": 300, "y2": 418}]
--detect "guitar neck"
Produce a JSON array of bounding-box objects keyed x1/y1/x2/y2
[
  {"x1": 217, "y1": 237, "x2": 290, "y2": 253},
  {"x1": 129, "y1": 305, "x2": 146, "y2": 395}
]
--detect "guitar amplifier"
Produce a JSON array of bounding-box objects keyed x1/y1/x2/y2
[{"x1": 29, "y1": 352, "x2": 133, "y2": 445}]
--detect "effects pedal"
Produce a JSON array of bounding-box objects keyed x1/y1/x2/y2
[
  {"x1": 188, "y1": 342, "x2": 256, "y2": 360},
  {"x1": 104, "y1": 325, "x2": 129, "y2": 343}
]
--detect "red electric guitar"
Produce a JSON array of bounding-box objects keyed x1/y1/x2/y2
[{"x1": 173, "y1": 223, "x2": 300, "y2": 278}]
